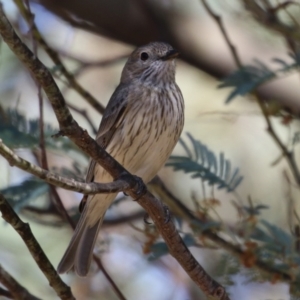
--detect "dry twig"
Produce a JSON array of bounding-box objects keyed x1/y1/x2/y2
[
  {"x1": 0, "y1": 264, "x2": 41, "y2": 300},
  {"x1": 0, "y1": 139, "x2": 132, "y2": 194},
  {"x1": 201, "y1": 0, "x2": 300, "y2": 186},
  {"x1": 13, "y1": 0, "x2": 105, "y2": 114},
  {"x1": 0, "y1": 194, "x2": 74, "y2": 300}
]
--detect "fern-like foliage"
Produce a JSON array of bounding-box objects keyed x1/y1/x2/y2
[
  {"x1": 167, "y1": 133, "x2": 243, "y2": 192},
  {"x1": 0, "y1": 107, "x2": 81, "y2": 152},
  {"x1": 251, "y1": 220, "x2": 293, "y2": 256},
  {"x1": 0, "y1": 177, "x2": 49, "y2": 211},
  {"x1": 213, "y1": 254, "x2": 240, "y2": 286},
  {"x1": 219, "y1": 53, "x2": 300, "y2": 103},
  {"x1": 0, "y1": 108, "x2": 89, "y2": 213}
]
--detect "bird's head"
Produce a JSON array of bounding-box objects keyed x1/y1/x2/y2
[{"x1": 121, "y1": 42, "x2": 179, "y2": 85}]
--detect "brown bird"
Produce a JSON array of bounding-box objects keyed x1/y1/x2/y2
[{"x1": 57, "y1": 42, "x2": 184, "y2": 276}]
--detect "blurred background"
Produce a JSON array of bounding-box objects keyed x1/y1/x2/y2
[{"x1": 0, "y1": 0, "x2": 300, "y2": 299}]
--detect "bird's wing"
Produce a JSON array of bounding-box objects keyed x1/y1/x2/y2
[
  {"x1": 79, "y1": 85, "x2": 128, "y2": 212},
  {"x1": 87, "y1": 84, "x2": 128, "y2": 179}
]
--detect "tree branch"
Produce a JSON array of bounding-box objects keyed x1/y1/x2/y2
[
  {"x1": 200, "y1": 0, "x2": 242, "y2": 68},
  {"x1": 13, "y1": 0, "x2": 105, "y2": 114},
  {"x1": 0, "y1": 5, "x2": 230, "y2": 299},
  {"x1": 242, "y1": 0, "x2": 300, "y2": 41},
  {"x1": 0, "y1": 194, "x2": 74, "y2": 300},
  {"x1": 0, "y1": 287, "x2": 13, "y2": 299},
  {"x1": 151, "y1": 177, "x2": 294, "y2": 283},
  {"x1": 0, "y1": 139, "x2": 131, "y2": 194},
  {"x1": 66, "y1": 101, "x2": 98, "y2": 135},
  {"x1": 0, "y1": 264, "x2": 41, "y2": 300},
  {"x1": 201, "y1": 0, "x2": 300, "y2": 186}
]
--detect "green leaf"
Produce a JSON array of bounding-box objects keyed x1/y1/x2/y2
[
  {"x1": 243, "y1": 204, "x2": 269, "y2": 216},
  {"x1": 0, "y1": 177, "x2": 49, "y2": 212},
  {"x1": 213, "y1": 254, "x2": 240, "y2": 286},
  {"x1": 251, "y1": 220, "x2": 292, "y2": 255},
  {"x1": 0, "y1": 107, "x2": 82, "y2": 153},
  {"x1": 218, "y1": 61, "x2": 275, "y2": 103},
  {"x1": 167, "y1": 133, "x2": 243, "y2": 192},
  {"x1": 0, "y1": 124, "x2": 38, "y2": 147},
  {"x1": 219, "y1": 55, "x2": 300, "y2": 103}
]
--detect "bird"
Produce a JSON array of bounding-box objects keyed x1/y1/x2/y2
[{"x1": 57, "y1": 41, "x2": 185, "y2": 276}]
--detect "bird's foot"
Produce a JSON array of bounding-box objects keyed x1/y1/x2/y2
[
  {"x1": 143, "y1": 213, "x2": 152, "y2": 224},
  {"x1": 116, "y1": 173, "x2": 147, "y2": 200},
  {"x1": 131, "y1": 175, "x2": 147, "y2": 200},
  {"x1": 163, "y1": 205, "x2": 171, "y2": 224},
  {"x1": 143, "y1": 206, "x2": 171, "y2": 225}
]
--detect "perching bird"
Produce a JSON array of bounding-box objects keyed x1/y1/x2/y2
[{"x1": 57, "y1": 42, "x2": 184, "y2": 276}]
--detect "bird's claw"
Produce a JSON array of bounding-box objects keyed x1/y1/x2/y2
[
  {"x1": 163, "y1": 205, "x2": 171, "y2": 224},
  {"x1": 144, "y1": 206, "x2": 171, "y2": 225},
  {"x1": 116, "y1": 173, "x2": 146, "y2": 200},
  {"x1": 132, "y1": 175, "x2": 147, "y2": 200},
  {"x1": 143, "y1": 213, "x2": 152, "y2": 224}
]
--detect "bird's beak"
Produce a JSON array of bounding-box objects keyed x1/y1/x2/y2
[{"x1": 161, "y1": 49, "x2": 179, "y2": 60}]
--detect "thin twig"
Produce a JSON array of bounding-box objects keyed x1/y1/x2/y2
[
  {"x1": 242, "y1": 0, "x2": 300, "y2": 40},
  {"x1": 26, "y1": 1, "x2": 72, "y2": 225},
  {"x1": 59, "y1": 51, "x2": 128, "y2": 78},
  {"x1": 0, "y1": 287, "x2": 13, "y2": 299},
  {"x1": 34, "y1": 49, "x2": 70, "y2": 225},
  {"x1": 0, "y1": 264, "x2": 41, "y2": 300},
  {"x1": 31, "y1": 150, "x2": 75, "y2": 227},
  {"x1": 67, "y1": 101, "x2": 98, "y2": 135},
  {"x1": 13, "y1": 0, "x2": 105, "y2": 114},
  {"x1": 25, "y1": 0, "x2": 68, "y2": 225},
  {"x1": 201, "y1": 0, "x2": 300, "y2": 186},
  {"x1": 58, "y1": 50, "x2": 128, "y2": 68},
  {"x1": 152, "y1": 176, "x2": 294, "y2": 282},
  {"x1": 0, "y1": 194, "x2": 75, "y2": 300},
  {"x1": 0, "y1": 141, "x2": 130, "y2": 300},
  {"x1": 0, "y1": 139, "x2": 132, "y2": 194},
  {"x1": 201, "y1": 0, "x2": 242, "y2": 68},
  {"x1": 92, "y1": 256, "x2": 127, "y2": 300},
  {"x1": 37, "y1": 88, "x2": 49, "y2": 168},
  {"x1": 33, "y1": 126, "x2": 126, "y2": 300},
  {"x1": 103, "y1": 211, "x2": 144, "y2": 226},
  {"x1": 256, "y1": 99, "x2": 300, "y2": 185},
  {"x1": 0, "y1": 6, "x2": 229, "y2": 299},
  {"x1": 5, "y1": 136, "x2": 292, "y2": 282},
  {"x1": 148, "y1": 176, "x2": 197, "y2": 220},
  {"x1": 36, "y1": 109, "x2": 126, "y2": 300}
]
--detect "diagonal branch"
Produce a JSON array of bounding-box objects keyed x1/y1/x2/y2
[
  {"x1": 152, "y1": 177, "x2": 293, "y2": 282},
  {"x1": 0, "y1": 287, "x2": 13, "y2": 299},
  {"x1": 13, "y1": 0, "x2": 105, "y2": 114},
  {"x1": 200, "y1": 0, "x2": 242, "y2": 68},
  {"x1": 66, "y1": 101, "x2": 98, "y2": 135},
  {"x1": 0, "y1": 194, "x2": 75, "y2": 300},
  {"x1": 0, "y1": 5, "x2": 230, "y2": 299},
  {"x1": 0, "y1": 264, "x2": 41, "y2": 300},
  {"x1": 242, "y1": 0, "x2": 300, "y2": 41},
  {"x1": 201, "y1": 0, "x2": 300, "y2": 186},
  {"x1": 0, "y1": 139, "x2": 131, "y2": 194}
]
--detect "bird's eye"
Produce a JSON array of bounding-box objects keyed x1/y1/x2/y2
[{"x1": 140, "y1": 52, "x2": 149, "y2": 61}]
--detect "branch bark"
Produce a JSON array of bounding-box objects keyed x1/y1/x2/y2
[
  {"x1": 0, "y1": 139, "x2": 131, "y2": 194},
  {"x1": 14, "y1": 0, "x2": 105, "y2": 114},
  {"x1": 242, "y1": 0, "x2": 300, "y2": 40},
  {"x1": 201, "y1": 0, "x2": 300, "y2": 186},
  {"x1": 0, "y1": 194, "x2": 74, "y2": 300},
  {"x1": 0, "y1": 4, "x2": 230, "y2": 299},
  {"x1": 0, "y1": 264, "x2": 41, "y2": 300}
]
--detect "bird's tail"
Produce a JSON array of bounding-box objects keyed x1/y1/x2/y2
[{"x1": 57, "y1": 193, "x2": 116, "y2": 276}]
